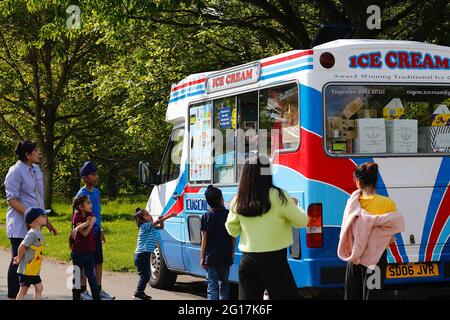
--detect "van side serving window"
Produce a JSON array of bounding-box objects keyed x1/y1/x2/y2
[
  {"x1": 259, "y1": 84, "x2": 300, "y2": 156},
  {"x1": 188, "y1": 83, "x2": 300, "y2": 184},
  {"x1": 324, "y1": 84, "x2": 450, "y2": 155},
  {"x1": 189, "y1": 103, "x2": 213, "y2": 184},
  {"x1": 213, "y1": 97, "x2": 237, "y2": 184}
]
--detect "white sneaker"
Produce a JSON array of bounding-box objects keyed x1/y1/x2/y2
[
  {"x1": 80, "y1": 291, "x2": 93, "y2": 300},
  {"x1": 100, "y1": 290, "x2": 115, "y2": 300}
]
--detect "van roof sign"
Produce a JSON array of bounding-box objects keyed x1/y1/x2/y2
[{"x1": 206, "y1": 63, "x2": 261, "y2": 93}]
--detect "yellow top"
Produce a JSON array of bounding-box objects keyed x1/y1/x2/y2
[
  {"x1": 225, "y1": 188, "x2": 308, "y2": 253},
  {"x1": 359, "y1": 194, "x2": 397, "y2": 215},
  {"x1": 24, "y1": 244, "x2": 45, "y2": 276}
]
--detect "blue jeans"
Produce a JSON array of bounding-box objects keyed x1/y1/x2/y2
[
  {"x1": 134, "y1": 252, "x2": 151, "y2": 294},
  {"x1": 206, "y1": 266, "x2": 230, "y2": 300},
  {"x1": 71, "y1": 251, "x2": 99, "y2": 295}
]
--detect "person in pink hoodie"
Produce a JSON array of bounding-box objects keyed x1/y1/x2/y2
[{"x1": 339, "y1": 162, "x2": 405, "y2": 300}]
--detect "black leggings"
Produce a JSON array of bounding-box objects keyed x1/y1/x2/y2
[
  {"x1": 8, "y1": 238, "x2": 23, "y2": 299},
  {"x1": 238, "y1": 248, "x2": 300, "y2": 300},
  {"x1": 344, "y1": 250, "x2": 388, "y2": 300}
]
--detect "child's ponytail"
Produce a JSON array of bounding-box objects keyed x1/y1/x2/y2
[{"x1": 134, "y1": 208, "x2": 146, "y2": 227}]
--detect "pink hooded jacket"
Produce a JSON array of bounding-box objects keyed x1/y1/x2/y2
[{"x1": 337, "y1": 190, "x2": 405, "y2": 268}]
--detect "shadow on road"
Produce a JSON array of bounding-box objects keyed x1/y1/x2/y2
[
  {"x1": 172, "y1": 280, "x2": 207, "y2": 298},
  {"x1": 166, "y1": 278, "x2": 240, "y2": 300}
]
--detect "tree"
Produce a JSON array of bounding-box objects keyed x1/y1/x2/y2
[
  {"x1": 121, "y1": 0, "x2": 450, "y2": 49},
  {"x1": 0, "y1": 0, "x2": 117, "y2": 208}
]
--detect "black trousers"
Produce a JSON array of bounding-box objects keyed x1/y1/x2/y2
[
  {"x1": 238, "y1": 248, "x2": 300, "y2": 300},
  {"x1": 134, "y1": 252, "x2": 151, "y2": 294},
  {"x1": 344, "y1": 250, "x2": 388, "y2": 300},
  {"x1": 8, "y1": 238, "x2": 23, "y2": 299}
]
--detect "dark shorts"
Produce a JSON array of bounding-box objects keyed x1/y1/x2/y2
[
  {"x1": 94, "y1": 231, "x2": 104, "y2": 264},
  {"x1": 18, "y1": 274, "x2": 42, "y2": 287}
]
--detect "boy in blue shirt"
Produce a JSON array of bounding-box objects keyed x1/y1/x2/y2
[
  {"x1": 76, "y1": 161, "x2": 115, "y2": 300},
  {"x1": 200, "y1": 185, "x2": 235, "y2": 300}
]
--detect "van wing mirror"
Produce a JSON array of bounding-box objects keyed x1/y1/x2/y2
[
  {"x1": 138, "y1": 161, "x2": 161, "y2": 186},
  {"x1": 139, "y1": 161, "x2": 151, "y2": 185}
]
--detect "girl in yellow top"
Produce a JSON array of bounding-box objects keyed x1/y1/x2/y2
[
  {"x1": 225, "y1": 154, "x2": 307, "y2": 300},
  {"x1": 345, "y1": 162, "x2": 397, "y2": 300}
]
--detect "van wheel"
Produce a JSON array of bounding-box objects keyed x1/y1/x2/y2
[{"x1": 149, "y1": 242, "x2": 177, "y2": 289}]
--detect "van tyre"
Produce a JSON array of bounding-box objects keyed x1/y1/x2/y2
[{"x1": 149, "y1": 242, "x2": 177, "y2": 289}]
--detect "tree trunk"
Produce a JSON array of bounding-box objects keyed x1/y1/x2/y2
[
  {"x1": 65, "y1": 167, "x2": 81, "y2": 200},
  {"x1": 40, "y1": 153, "x2": 54, "y2": 210},
  {"x1": 39, "y1": 123, "x2": 56, "y2": 209},
  {"x1": 107, "y1": 171, "x2": 118, "y2": 200}
]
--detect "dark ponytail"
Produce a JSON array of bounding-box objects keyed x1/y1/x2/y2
[
  {"x1": 354, "y1": 162, "x2": 378, "y2": 190},
  {"x1": 15, "y1": 140, "x2": 37, "y2": 162},
  {"x1": 134, "y1": 207, "x2": 146, "y2": 227},
  {"x1": 235, "y1": 153, "x2": 287, "y2": 217}
]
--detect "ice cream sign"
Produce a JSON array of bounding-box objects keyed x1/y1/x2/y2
[
  {"x1": 349, "y1": 51, "x2": 450, "y2": 70},
  {"x1": 206, "y1": 63, "x2": 260, "y2": 93}
]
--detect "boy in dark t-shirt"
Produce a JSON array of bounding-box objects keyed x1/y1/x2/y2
[{"x1": 200, "y1": 185, "x2": 235, "y2": 300}]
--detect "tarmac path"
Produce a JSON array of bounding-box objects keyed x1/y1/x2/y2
[{"x1": 0, "y1": 249, "x2": 206, "y2": 300}]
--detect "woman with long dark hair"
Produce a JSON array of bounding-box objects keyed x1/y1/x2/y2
[
  {"x1": 225, "y1": 154, "x2": 307, "y2": 300},
  {"x1": 3, "y1": 140, "x2": 57, "y2": 299}
]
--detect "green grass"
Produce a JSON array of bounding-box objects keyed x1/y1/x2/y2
[{"x1": 0, "y1": 195, "x2": 148, "y2": 272}]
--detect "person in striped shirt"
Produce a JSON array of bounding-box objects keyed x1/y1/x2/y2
[{"x1": 133, "y1": 208, "x2": 175, "y2": 300}]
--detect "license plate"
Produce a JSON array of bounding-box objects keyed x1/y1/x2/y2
[{"x1": 386, "y1": 263, "x2": 439, "y2": 279}]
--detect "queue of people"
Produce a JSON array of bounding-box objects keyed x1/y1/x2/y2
[
  {"x1": 3, "y1": 140, "x2": 114, "y2": 300},
  {"x1": 3, "y1": 140, "x2": 404, "y2": 300},
  {"x1": 198, "y1": 156, "x2": 404, "y2": 301}
]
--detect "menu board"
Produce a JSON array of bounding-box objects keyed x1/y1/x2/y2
[
  {"x1": 189, "y1": 103, "x2": 212, "y2": 182},
  {"x1": 219, "y1": 107, "x2": 232, "y2": 128}
]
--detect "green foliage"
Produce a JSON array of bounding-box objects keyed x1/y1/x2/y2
[{"x1": 0, "y1": 0, "x2": 173, "y2": 200}]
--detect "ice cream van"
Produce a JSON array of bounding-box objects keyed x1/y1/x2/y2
[{"x1": 139, "y1": 39, "x2": 450, "y2": 296}]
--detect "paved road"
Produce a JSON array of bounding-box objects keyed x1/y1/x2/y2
[
  {"x1": 0, "y1": 249, "x2": 206, "y2": 300},
  {"x1": 2, "y1": 249, "x2": 449, "y2": 300}
]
